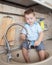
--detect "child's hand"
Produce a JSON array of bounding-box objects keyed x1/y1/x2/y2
[
  {"x1": 20, "y1": 34, "x2": 26, "y2": 40},
  {"x1": 34, "y1": 41, "x2": 40, "y2": 46}
]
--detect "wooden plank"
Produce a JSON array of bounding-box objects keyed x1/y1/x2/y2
[{"x1": 0, "y1": 16, "x2": 15, "y2": 45}]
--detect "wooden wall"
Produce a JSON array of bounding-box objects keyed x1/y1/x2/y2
[
  {"x1": 0, "y1": 3, "x2": 52, "y2": 46},
  {"x1": 0, "y1": 3, "x2": 25, "y2": 45}
]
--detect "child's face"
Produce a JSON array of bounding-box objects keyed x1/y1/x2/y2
[{"x1": 24, "y1": 13, "x2": 36, "y2": 25}]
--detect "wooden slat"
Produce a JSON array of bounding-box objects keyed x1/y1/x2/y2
[{"x1": 0, "y1": 16, "x2": 15, "y2": 45}]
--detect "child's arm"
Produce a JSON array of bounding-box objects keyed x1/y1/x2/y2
[
  {"x1": 38, "y1": 31, "x2": 44, "y2": 43},
  {"x1": 34, "y1": 31, "x2": 44, "y2": 46}
]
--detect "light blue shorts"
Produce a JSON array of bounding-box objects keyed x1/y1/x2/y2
[{"x1": 21, "y1": 40, "x2": 45, "y2": 51}]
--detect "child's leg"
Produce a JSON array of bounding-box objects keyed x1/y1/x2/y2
[
  {"x1": 21, "y1": 40, "x2": 30, "y2": 63},
  {"x1": 38, "y1": 50, "x2": 46, "y2": 61},
  {"x1": 22, "y1": 48, "x2": 30, "y2": 63},
  {"x1": 38, "y1": 50, "x2": 49, "y2": 61},
  {"x1": 35, "y1": 42, "x2": 46, "y2": 61}
]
